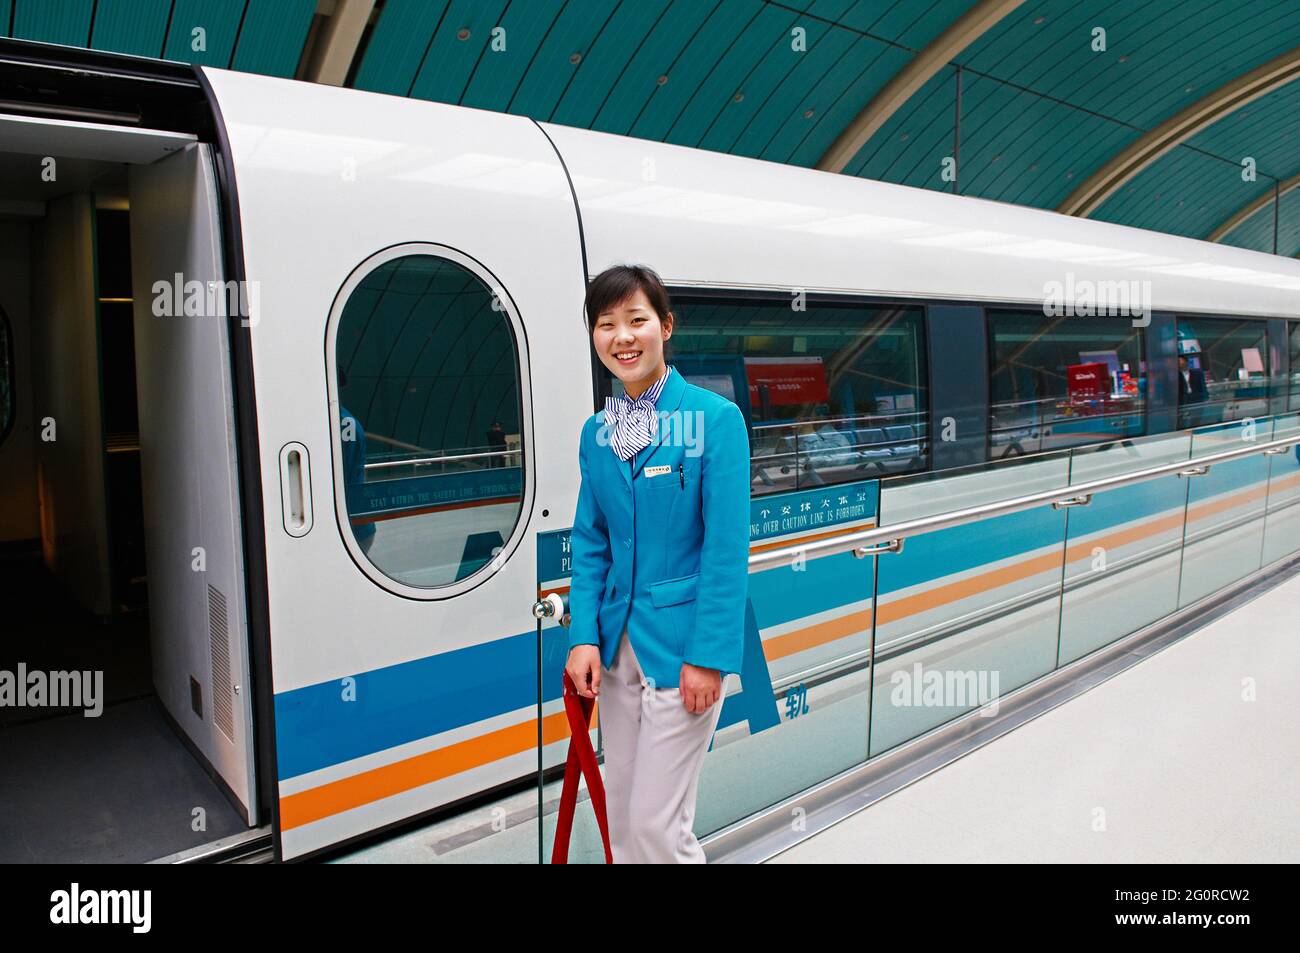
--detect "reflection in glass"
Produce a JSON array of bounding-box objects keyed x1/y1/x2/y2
[
  {"x1": 1289, "y1": 322, "x2": 1300, "y2": 412},
  {"x1": 658, "y1": 297, "x2": 928, "y2": 497},
  {"x1": 988, "y1": 310, "x2": 1144, "y2": 460},
  {"x1": 1175, "y1": 316, "x2": 1269, "y2": 430},
  {"x1": 333, "y1": 255, "x2": 524, "y2": 588}
]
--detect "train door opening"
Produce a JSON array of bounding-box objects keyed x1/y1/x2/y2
[{"x1": 0, "y1": 123, "x2": 259, "y2": 862}]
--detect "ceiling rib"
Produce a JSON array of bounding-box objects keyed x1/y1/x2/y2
[
  {"x1": 303, "y1": 0, "x2": 375, "y2": 86},
  {"x1": 815, "y1": 0, "x2": 1027, "y2": 173},
  {"x1": 1058, "y1": 45, "x2": 1300, "y2": 218},
  {"x1": 1206, "y1": 171, "x2": 1300, "y2": 243}
]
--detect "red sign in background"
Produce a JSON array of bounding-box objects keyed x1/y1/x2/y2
[
  {"x1": 745, "y1": 358, "x2": 830, "y2": 406},
  {"x1": 1067, "y1": 362, "x2": 1109, "y2": 401}
]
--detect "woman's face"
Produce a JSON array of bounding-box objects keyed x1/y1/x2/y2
[{"x1": 592, "y1": 287, "x2": 672, "y2": 394}]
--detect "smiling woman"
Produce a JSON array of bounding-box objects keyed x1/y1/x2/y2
[{"x1": 564, "y1": 262, "x2": 751, "y2": 864}]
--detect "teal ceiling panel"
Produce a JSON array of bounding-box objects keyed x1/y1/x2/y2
[
  {"x1": 723, "y1": 7, "x2": 860, "y2": 159},
  {"x1": 1092, "y1": 82, "x2": 1300, "y2": 239},
  {"x1": 618, "y1": 0, "x2": 759, "y2": 141},
  {"x1": 351, "y1": 0, "x2": 452, "y2": 96},
  {"x1": 1082, "y1": 6, "x2": 1300, "y2": 129},
  {"x1": 586, "y1": 0, "x2": 719, "y2": 135},
  {"x1": 459, "y1": 0, "x2": 569, "y2": 113},
  {"x1": 1184, "y1": 82, "x2": 1300, "y2": 181},
  {"x1": 12, "y1": 0, "x2": 93, "y2": 46},
  {"x1": 852, "y1": 66, "x2": 955, "y2": 188},
  {"x1": 1221, "y1": 187, "x2": 1300, "y2": 258},
  {"x1": 1091, "y1": 147, "x2": 1266, "y2": 238},
  {"x1": 90, "y1": 0, "x2": 171, "y2": 57},
  {"x1": 697, "y1": 0, "x2": 854, "y2": 155},
  {"x1": 230, "y1": 0, "x2": 315, "y2": 77},
  {"x1": 497, "y1": 0, "x2": 617, "y2": 118},
  {"x1": 832, "y1": 0, "x2": 979, "y2": 49},
  {"x1": 162, "y1": 0, "x2": 246, "y2": 67},
  {"x1": 1, "y1": 0, "x2": 1295, "y2": 258},
  {"x1": 656, "y1": 2, "x2": 801, "y2": 148},
  {"x1": 875, "y1": 0, "x2": 980, "y2": 49},
  {"x1": 956, "y1": 73, "x2": 1141, "y2": 210},
  {"x1": 954, "y1": 0, "x2": 1300, "y2": 130},
  {"x1": 549, "y1": 0, "x2": 681, "y2": 131},
  {"x1": 778, "y1": 37, "x2": 911, "y2": 166},
  {"x1": 406, "y1": 0, "x2": 512, "y2": 104}
]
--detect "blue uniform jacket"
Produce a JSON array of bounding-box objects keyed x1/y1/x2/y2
[{"x1": 567, "y1": 367, "x2": 751, "y2": 689}]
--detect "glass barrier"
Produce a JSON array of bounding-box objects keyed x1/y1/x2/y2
[
  {"x1": 542, "y1": 411, "x2": 1297, "y2": 860},
  {"x1": 1177, "y1": 417, "x2": 1271, "y2": 606},
  {"x1": 869, "y1": 452, "x2": 1071, "y2": 756},
  {"x1": 750, "y1": 410, "x2": 928, "y2": 495},
  {"x1": 1261, "y1": 413, "x2": 1300, "y2": 567},
  {"x1": 691, "y1": 479, "x2": 879, "y2": 846},
  {"x1": 1057, "y1": 431, "x2": 1193, "y2": 665}
]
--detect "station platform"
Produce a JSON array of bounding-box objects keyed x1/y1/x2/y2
[{"x1": 767, "y1": 568, "x2": 1300, "y2": 864}]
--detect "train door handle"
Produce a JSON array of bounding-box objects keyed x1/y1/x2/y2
[
  {"x1": 1051, "y1": 494, "x2": 1092, "y2": 509},
  {"x1": 279, "y1": 442, "x2": 314, "y2": 537},
  {"x1": 854, "y1": 538, "x2": 903, "y2": 557}
]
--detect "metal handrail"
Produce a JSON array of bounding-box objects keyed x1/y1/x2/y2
[
  {"x1": 535, "y1": 428, "x2": 1299, "y2": 622},
  {"x1": 365, "y1": 448, "x2": 518, "y2": 470},
  {"x1": 748, "y1": 430, "x2": 1300, "y2": 572},
  {"x1": 752, "y1": 410, "x2": 925, "y2": 432}
]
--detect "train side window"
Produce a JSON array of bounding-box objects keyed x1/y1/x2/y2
[
  {"x1": 987, "y1": 309, "x2": 1145, "y2": 460},
  {"x1": 622, "y1": 295, "x2": 929, "y2": 497},
  {"x1": 1174, "y1": 316, "x2": 1269, "y2": 430},
  {"x1": 1289, "y1": 322, "x2": 1300, "y2": 412},
  {"x1": 0, "y1": 307, "x2": 12, "y2": 447},
  {"x1": 329, "y1": 251, "x2": 526, "y2": 591}
]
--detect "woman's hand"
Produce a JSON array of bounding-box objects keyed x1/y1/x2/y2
[
  {"x1": 566, "y1": 645, "x2": 602, "y2": 699},
  {"x1": 679, "y1": 663, "x2": 722, "y2": 714}
]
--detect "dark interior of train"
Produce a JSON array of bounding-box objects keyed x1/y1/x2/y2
[{"x1": 0, "y1": 149, "x2": 248, "y2": 862}]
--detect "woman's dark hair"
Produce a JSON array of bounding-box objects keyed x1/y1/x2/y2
[{"x1": 584, "y1": 263, "x2": 675, "y2": 335}]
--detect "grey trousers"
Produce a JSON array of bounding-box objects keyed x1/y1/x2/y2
[{"x1": 599, "y1": 629, "x2": 731, "y2": 863}]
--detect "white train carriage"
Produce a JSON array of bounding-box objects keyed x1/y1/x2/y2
[{"x1": 0, "y1": 38, "x2": 1297, "y2": 862}]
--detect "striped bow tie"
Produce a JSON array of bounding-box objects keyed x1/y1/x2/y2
[{"x1": 604, "y1": 366, "x2": 672, "y2": 461}]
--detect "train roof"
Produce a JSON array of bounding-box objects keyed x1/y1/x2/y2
[{"x1": 540, "y1": 119, "x2": 1300, "y2": 320}]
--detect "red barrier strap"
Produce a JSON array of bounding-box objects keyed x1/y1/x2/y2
[{"x1": 551, "y1": 669, "x2": 613, "y2": 864}]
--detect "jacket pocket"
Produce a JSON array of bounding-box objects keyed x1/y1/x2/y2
[{"x1": 648, "y1": 571, "x2": 700, "y2": 608}]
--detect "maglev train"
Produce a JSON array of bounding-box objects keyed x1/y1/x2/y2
[{"x1": 1, "y1": 38, "x2": 1298, "y2": 863}]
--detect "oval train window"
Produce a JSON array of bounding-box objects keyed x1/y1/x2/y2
[{"x1": 329, "y1": 251, "x2": 526, "y2": 591}]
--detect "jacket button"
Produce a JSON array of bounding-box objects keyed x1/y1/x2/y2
[{"x1": 624, "y1": 538, "x2": 631, "y2": 548}]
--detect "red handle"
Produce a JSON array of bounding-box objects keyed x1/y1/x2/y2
[{"x1": 551, "y1": 668, "x2": 613, "y2": 864}]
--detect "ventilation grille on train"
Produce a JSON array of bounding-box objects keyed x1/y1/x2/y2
[{"x1": 207, "y1": 584, "x2": 235, "y2": 743}]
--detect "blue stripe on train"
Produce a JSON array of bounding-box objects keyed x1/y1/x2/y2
[{"x1": 274, "y1": 631, "x2": 538, "y2": 781}]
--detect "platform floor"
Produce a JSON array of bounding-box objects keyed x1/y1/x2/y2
[{"x1": 770, "y1": 570, "x2": 1300, "y2": 863}]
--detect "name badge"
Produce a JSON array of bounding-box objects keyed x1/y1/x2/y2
[{"x1": 643, "y1": 464, "x2": 672, "y2": 477}]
